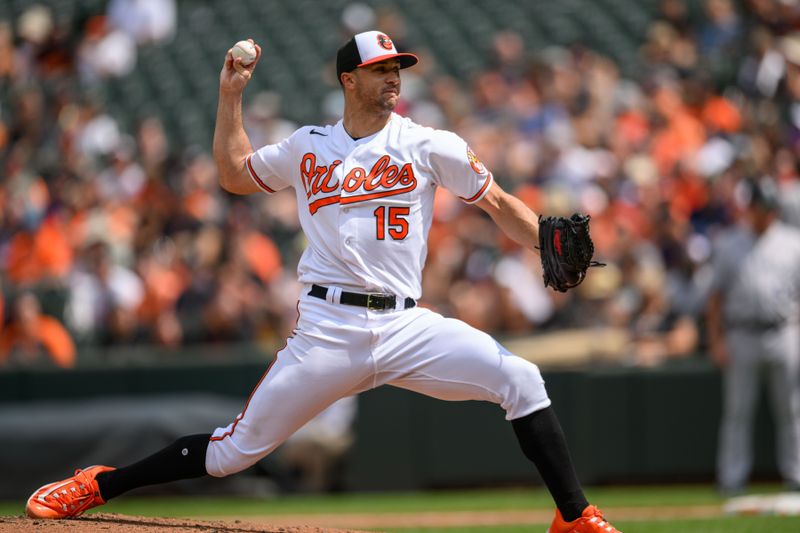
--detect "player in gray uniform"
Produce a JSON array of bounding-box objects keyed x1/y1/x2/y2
[{"x1": 706, "y1": 177, "x2": 800, "y2": 493}]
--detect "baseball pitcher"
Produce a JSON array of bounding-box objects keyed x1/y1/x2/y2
[{"x1": 26, "y1": 31, "x2": 616, "y2": 533}]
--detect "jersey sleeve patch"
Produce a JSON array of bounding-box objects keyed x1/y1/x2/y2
[
  {"x1": 246, "y1": 154, "x2": 277, "y2": 194},
  {"x1": 427, "y1": 131, "x2": 494, "y2": 201},
  {"x1": 467, "y1": 146, "x2": 487, "y2": 175}
]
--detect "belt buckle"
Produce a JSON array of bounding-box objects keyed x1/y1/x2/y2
[{"x1": 367, "y1": 293, "x2": 395, "y2": 310}]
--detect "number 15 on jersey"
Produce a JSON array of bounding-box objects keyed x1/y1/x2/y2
[{"x1": 374, "y1": 206, "x2": 409, "y2": 240}]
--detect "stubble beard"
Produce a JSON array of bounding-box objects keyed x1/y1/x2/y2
[
  {"x1": 379, "y1": 94, "x2": 397, "y2": 112},
  {"x1": 372, "y1": 90, "x2": 397, "y2": 113},
  {"x1": 357, "y1": 84, "x2": 398, "y2": 114}
]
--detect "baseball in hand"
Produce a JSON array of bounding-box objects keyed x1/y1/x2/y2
[{"x1": 231, "y1": 40, "x2": 257, "y2": 66}]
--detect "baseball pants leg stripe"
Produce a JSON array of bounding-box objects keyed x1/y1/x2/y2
[{"x1": 209, "y1": 357, "x2": 278, "y2": 443}]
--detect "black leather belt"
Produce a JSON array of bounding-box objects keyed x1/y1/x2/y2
[{"x1": 309, "y1": 284, "x2": 416, "y2": 310}]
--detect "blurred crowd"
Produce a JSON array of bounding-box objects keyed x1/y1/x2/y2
[{"x1": 3, "y1": 0, "x2": 800, "y2": 369}]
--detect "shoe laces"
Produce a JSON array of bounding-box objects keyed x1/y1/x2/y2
[{"x1": 47, "y1": 470, "x2": 95, "y2": 514}]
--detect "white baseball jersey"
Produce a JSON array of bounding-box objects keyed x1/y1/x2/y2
[
  {"x1": 205, "y1": 113, "x2": 550, "y2": 478},
  {"x1": 245, "y1": 112, "x2": 493, "y2": 299}
]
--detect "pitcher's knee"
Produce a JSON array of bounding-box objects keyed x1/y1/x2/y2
[{"x1": 501, "y1": 359, "x2": 551, "y2": 420}]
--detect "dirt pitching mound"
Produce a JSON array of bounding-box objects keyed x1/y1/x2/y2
[
  {"x1": 0, "y1": 513, "x2": 368, "y2": 533},
  {"x1": 1, "y1": 505, "x2": 724, "y2": 531}
]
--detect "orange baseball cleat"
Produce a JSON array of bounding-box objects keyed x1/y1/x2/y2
[
  {"x1": 26, "y1": 465, "x2": 115, "y2": 519},
  {"x1": 548, "y1": 505, "x2": 621, "y2": 533}
]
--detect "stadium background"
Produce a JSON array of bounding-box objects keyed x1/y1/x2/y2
[{"x1": 2, "y1": 0, "x2": 800, "y2": 528}]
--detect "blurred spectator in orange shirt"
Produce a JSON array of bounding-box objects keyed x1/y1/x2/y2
[
  {"x1": 0, "y1": 292, "x2": 76, "y2": 369},
  {"x1": 5, "y1": 210, "x2": 73, "y2": 285}
]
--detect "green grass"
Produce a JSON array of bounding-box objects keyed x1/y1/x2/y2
[
  {"x1": 1, "y1": 485, "x2": 733, "y2": 516},
  {"x1": 4, "y1": 484, "x2": 800, "y2": 531}
]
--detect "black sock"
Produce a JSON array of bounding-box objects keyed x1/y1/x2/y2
[
  {"x1": 95, "y1": 433, "x2": 211, "y2": 501},
  {"x1": 511, "y1": 406, "x2": 588, "y2": 522}
]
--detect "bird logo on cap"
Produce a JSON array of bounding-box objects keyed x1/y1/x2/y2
[{"x1": 377, "y1": 33, "x2": 393, "y2": 50}]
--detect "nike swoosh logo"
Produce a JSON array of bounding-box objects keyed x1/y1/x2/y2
[{"x1": 310, "y1": 129, "x2": 328, "y2": 136}]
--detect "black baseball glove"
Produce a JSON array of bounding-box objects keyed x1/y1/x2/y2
[{"x1": 537, "y1": 213, "x2": 605, "y2": 292}]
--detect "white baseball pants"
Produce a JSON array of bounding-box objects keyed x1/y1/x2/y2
[{"x1": 205, "y1": 288, "x2": 551, "y2": 477}]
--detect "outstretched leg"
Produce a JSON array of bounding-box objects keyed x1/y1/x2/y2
[
  {"x1": 26, "y1": 434, "x2": 211, "y2": 519},
  {"x1": 27, "y1": 297, "x2": 376, "y2": 519},
  {"x1": 96, "y1": 433, "x2": 211, "y2": 500}
]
